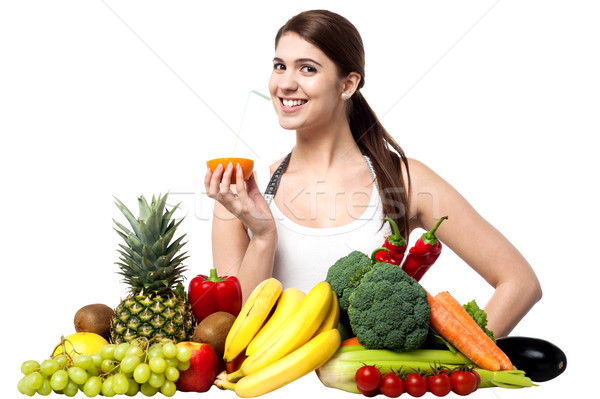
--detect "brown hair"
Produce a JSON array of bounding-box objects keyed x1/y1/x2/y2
[{"x1": 275, "y1": 10, "x2": 411, "y2": 238}]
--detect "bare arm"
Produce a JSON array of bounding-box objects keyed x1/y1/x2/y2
[
  {"x1": 205, "y1": 163, "x2": 278, "y2": 302},
  {"x1": 408, "y1": 159, "x2": 542, "y2": 337}
]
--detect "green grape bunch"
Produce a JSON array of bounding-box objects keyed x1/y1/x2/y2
[{"x1": 17, "y1": 336, "x2": 192, "y2": 397}]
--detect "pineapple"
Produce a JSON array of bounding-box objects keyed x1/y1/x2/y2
[{"x1": 110, "y1": 193, "x2": 194, "y2": 344}]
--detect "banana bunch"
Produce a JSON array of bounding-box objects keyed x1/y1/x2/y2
[{"x1": 216, "y1": 278, "x2": 342, "y2": 397}]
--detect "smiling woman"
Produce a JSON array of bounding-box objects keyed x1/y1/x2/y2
[{"x1": 204, "y1": 9, "x2": 541, "y2": 338}]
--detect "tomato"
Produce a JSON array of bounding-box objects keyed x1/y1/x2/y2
[
  {"x1": 471, "y1": 370, "x2": 481, "y2": 392},
  {"x1": 355, "y1": 365, "x2": 382, "y2": 392},
  {"x1": 379, "y1": 372, "x2": 404, "y2": 398},
  {"x1": 428, "y1": 374, "x2": 452, "y2": 397},
  {"x1": 357, "y1": 386, "x2": 380, "y2": 397},
  {"x1": 450, "y1": 371, "x2": 477, "y2": 396},
  {"x1": 404, "y1": 373, "x2": 428, "y2": 397}
]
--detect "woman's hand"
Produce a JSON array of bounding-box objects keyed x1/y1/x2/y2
[
  {"x1": 205, "y1": 162, "x2": 276, "y2": 239},
  {"x1": 205, "y1": 162, "x2": 278, "y2": 300}
]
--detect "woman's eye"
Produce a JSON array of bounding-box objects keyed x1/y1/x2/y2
[
  {"x1": 301, "y1": 65, "x2": 317, "y2": 73},
  {"x1": 273, "y1": 63, "x2": 286, "y2": 71}
]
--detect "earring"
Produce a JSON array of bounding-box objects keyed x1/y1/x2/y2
[{"x1": 341, "y1": 92, "x2": 350, "y2": 101}]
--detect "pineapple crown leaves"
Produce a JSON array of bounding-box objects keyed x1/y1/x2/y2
[{"x1": 113, "y1": 193, "x2": 189, "y2": 295}]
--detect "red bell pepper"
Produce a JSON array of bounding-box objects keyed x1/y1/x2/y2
[
  {"x1": 188, "y1": 268, "x2": 242, "y2": 323},
  {"x1": 401, "y1": 216, "x2": 448, "y2": 281}
]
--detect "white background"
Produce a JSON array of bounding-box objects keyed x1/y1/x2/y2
[{"x1": 2, "y1": 1, "x2": 598, "y2": 398}]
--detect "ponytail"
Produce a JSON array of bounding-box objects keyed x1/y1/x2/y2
[{"x1": 349, "y1": 92, "x2": 411, "y2": 238}]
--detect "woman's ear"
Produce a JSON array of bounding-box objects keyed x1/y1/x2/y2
[{"x1": 342, "y1": 72, "x2": 362, "y2": 98}]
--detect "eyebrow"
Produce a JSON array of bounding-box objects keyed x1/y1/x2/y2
[{"x1": 273, "y1": 57, "x2": 324, "y2": 67}]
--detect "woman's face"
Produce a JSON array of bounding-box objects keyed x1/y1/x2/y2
[{"x1": 268, "y1": 32, "x2": 345, "y2": 132}]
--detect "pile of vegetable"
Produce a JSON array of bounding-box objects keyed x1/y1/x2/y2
[{"x1": 320, "y1": 216, "x2": 566, "y2": 396}]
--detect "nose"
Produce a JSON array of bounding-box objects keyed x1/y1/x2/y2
[{"x1": 277, "y1": 70, "x2": 298, "y2": 92}]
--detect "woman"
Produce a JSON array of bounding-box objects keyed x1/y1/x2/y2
[{"x1": 205, "y1": 10, "x2": 541, "y2": 337}]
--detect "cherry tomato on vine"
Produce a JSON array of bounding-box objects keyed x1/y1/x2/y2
[
  {"x1": 450, "y1": 370, "x2": 477, "y2": 396},
  {"x1": 404, "y1": 373, "x2": 428, "y2": 397},
  {"x1": 379, "y1": 372, "x2": 404, "y2": 398},
  {"x1": 428, "y1": 373, "x2": 452, "y2": 397},
  {"x1": 355, "y1": 365, "x2": 382, "y2": 392}
]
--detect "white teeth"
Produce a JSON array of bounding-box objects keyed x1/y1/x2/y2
[{"x1": 282, "y1": 99, "x2": 307, "y2": 107}]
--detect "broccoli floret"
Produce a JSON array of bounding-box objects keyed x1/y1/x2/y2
[
  {"x1": 347, "y1": 262, "x2": 430, "y2": 352},
  {"x1": 325, "y1": 250, "x2": 373, "y2": 312}
]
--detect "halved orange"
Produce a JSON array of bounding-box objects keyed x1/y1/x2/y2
[{"x1": 207, "y1": 157, "x2": 254, "y2": 184}]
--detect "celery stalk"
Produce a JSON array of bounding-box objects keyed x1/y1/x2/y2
[
  {"x1": 337, "y1": 345, "x2": 365, "y2": 353},
  {"x1": 476, "y1": 368, "x2": 536, "y2": 389},
  {"x1": 334, "y1": 348, "x2": 472, "y2": 365},
  {"x1": 316, "y1": 360, "x2": 363, "y2": 393}
]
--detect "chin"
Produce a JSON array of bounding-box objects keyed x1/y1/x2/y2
[
  {"x1": 279, "y1": 122, "x2": 301, "y2": 131},
  {"x1": 276, "y1": 116, "x2": 305, "y2": 131}
]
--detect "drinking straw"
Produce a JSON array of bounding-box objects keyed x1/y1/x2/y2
[{"x1": 233, "y1": 90, "x2": 270, "y2": 156}]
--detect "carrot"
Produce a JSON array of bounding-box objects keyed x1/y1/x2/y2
[
  {"x1": 435, "y1": 291, "x2": 513, "y2": 370},
  {"x1": 340, "y1": 337, "x2": 360, "y2": 346},
  {"x1": 426, "y1": 291, "x2": 501, "y2": 371}
]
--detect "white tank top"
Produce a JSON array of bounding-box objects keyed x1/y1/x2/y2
[{"x1": 257, "y1": 153, "x2": 391, "y2": 293}]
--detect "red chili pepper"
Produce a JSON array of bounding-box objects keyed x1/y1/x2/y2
[
  {"x1": 401, "y1": 216, "x2": 448, "y2": 281},
  {"x1": 381, "y1": 217, "x2": 407, "y2": 264},
  {"x1": 188, "y1": 268, "x2": 242, "y2": 323},
  {"x1": 371, "y1": 247, "x2": 400, "y2": 265}
]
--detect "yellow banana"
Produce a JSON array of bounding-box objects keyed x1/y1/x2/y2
[
  {"x1": 313, "y1": 291, "x2": 340, "y2": 337},
  {"x1": 245, "y1": 287, "x2": 306, "y2": 356},
  {"x1": 223, "y1": 277, "x2": 282, "y2": 362},
  {"x1": 227, "y1": 281, "x2": 333, "y2": 382},
  {"x1": 233, "y1": 328, "x2": 341, "y2": 397}
]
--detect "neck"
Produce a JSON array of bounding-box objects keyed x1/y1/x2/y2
[{"x1": 291, "y1": 121, "x2": 361, "y2": 173}]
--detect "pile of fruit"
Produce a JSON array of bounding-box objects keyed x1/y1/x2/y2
[
  {"x1": 16, "y1": 193, "x2": 566, "y2": 397},
  {"x1": 17, "y1": 193, "x2": 222, "y2": 397}
]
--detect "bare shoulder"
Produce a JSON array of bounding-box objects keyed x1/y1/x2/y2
[
  {"x1": 406, "y1": 157, "x2": 439, "y2": 184},
  {"x1": 406, "y1": 158, "x2": 444, "y2": 205},
  {"x1": 406, "y1": 157, "x2": 461, "y2": 197},
  {"x1": 405, "y1": 157, "x2": 463, "y2": 230}
]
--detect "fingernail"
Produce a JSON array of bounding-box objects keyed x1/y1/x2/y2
[{"x1": 227, "y1": 162, "x2": 233, "y2": 170}]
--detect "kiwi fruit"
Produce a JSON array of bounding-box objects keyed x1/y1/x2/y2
[
  {"x1": 193, "y1": 311, "x2": 236, "y2": 356},
  {"x1": 74, "y1": 303, "x2": 114, "y2": 341}
]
